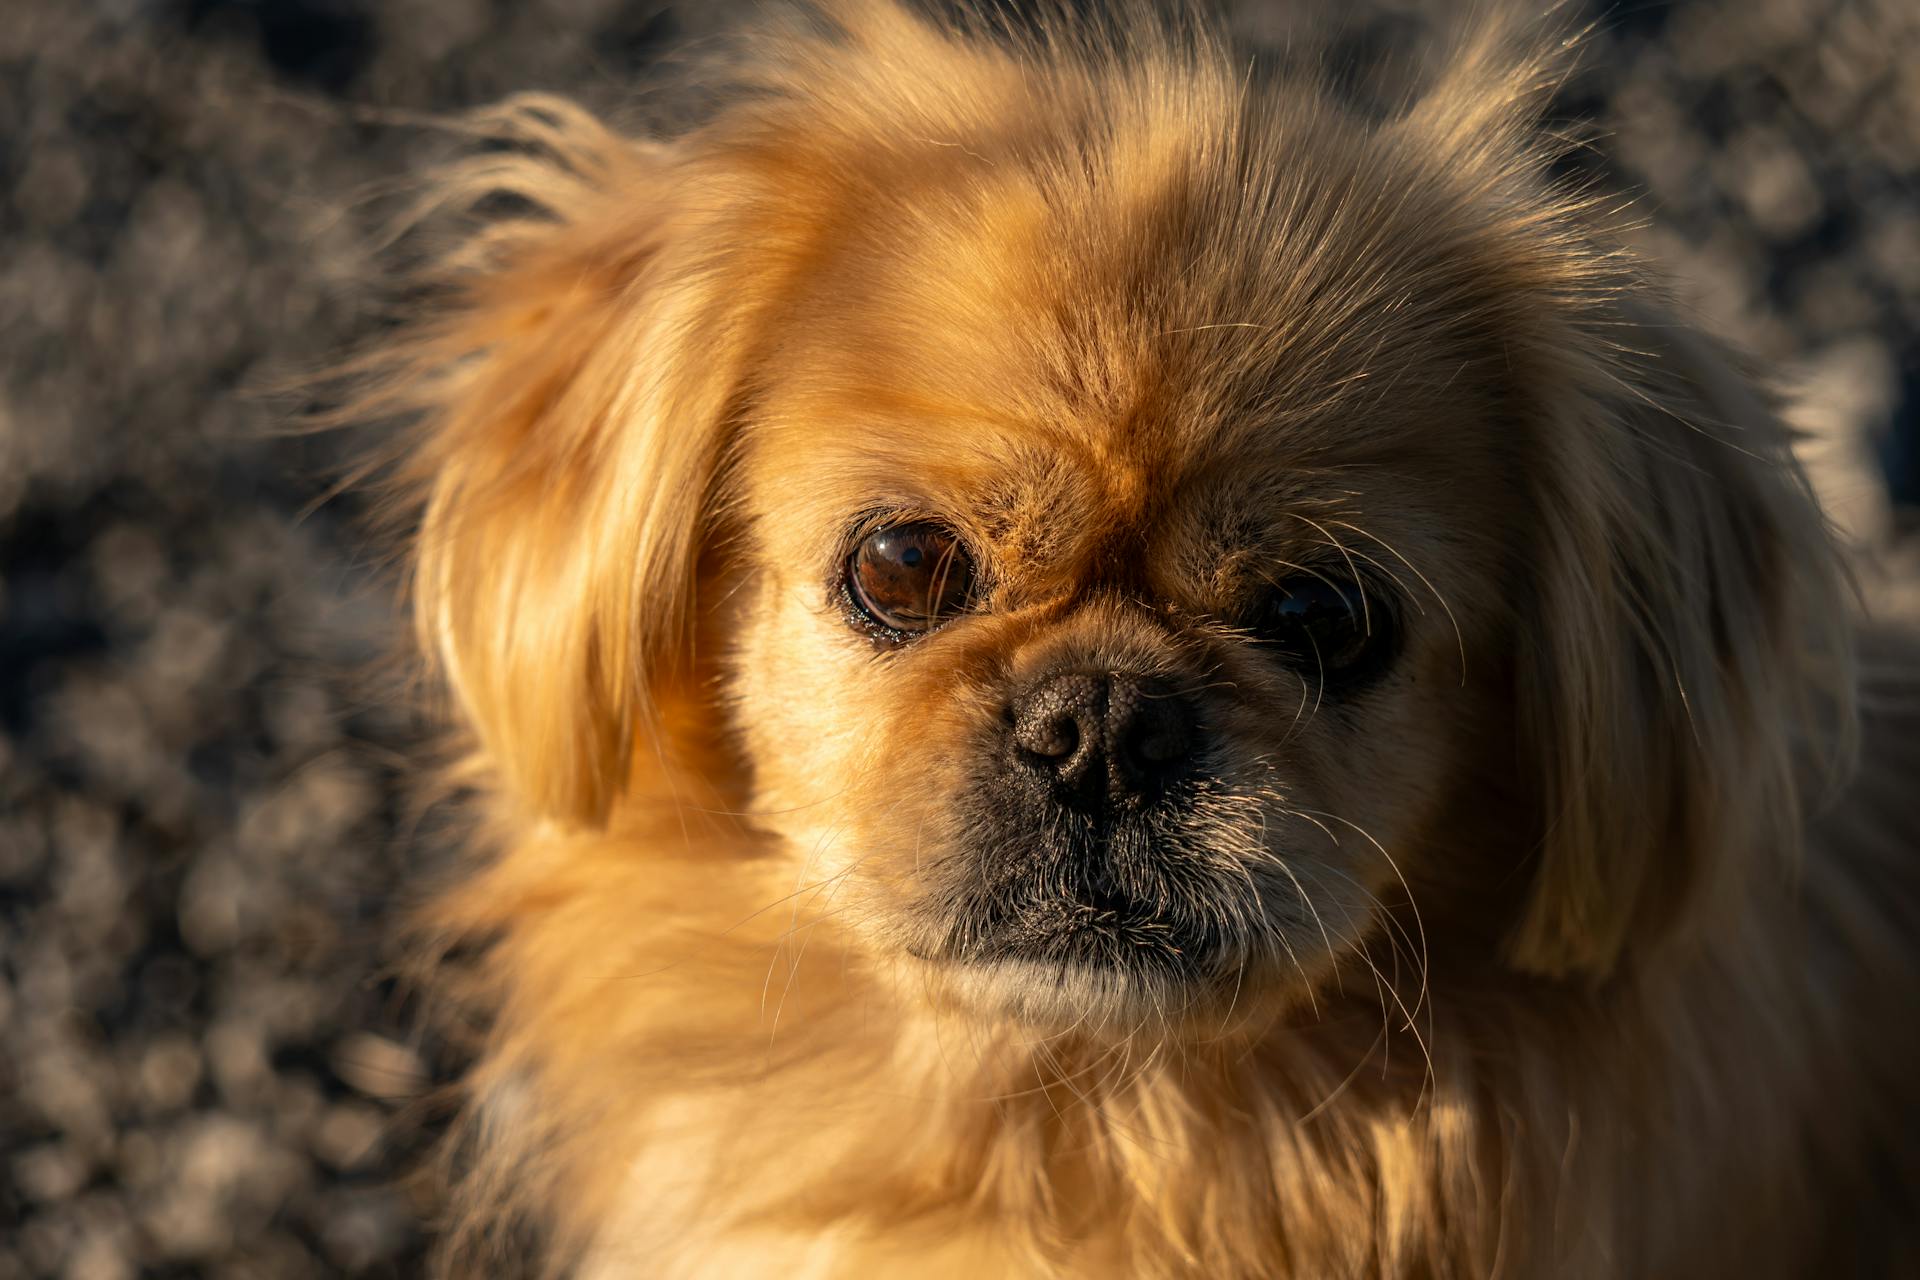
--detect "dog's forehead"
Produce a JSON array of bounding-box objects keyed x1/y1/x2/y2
[
  {"x1": 756, "y1": 329, "x2": 1315, "y2": 553},
  {"x1": 749, "y1": 87, "x2": 1515, "y2": 564},
  {"x1": 753, "y1": 331, "x2": 1482, "y2": 592}
]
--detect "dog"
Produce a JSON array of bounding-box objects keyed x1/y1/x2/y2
[{"x1": 356, "y1": 2, "x2": 1920, "y2": 1274}]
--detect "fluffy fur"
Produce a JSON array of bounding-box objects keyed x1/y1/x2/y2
[{"x1": 357, "y1": 3, "x2": 1920, "y2": 1275}]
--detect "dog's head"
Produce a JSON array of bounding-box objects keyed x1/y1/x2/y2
[{"x1": 389, "y1": 4, "x2": 1849, "y2": 1032}]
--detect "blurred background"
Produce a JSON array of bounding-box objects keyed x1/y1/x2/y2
[{"x1": 1, "y1": 1, "x2": 1915, "y2": 1276}]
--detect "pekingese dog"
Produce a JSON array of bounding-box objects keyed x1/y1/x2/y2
[{"x1": 359, "y1": 2, "x2": 1920, "y2": 1275}]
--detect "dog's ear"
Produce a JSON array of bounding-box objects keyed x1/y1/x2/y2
[
  {"x1": 370, "y1": 97, "x2": 784, "y2": 826},
  {"x1": 1504, "y1": 303, "x2": 1854, "y2": 978},
  {"x1": 1398, "y1": 18, "x2": 1853, "y2": 977}
]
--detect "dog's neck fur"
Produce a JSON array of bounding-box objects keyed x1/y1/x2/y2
[{"x1": 432, "y1": 799, "x2": 1888, "y2": 1280}]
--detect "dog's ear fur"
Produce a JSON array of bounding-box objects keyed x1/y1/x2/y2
[
  {"x1": 1506, "y1": 309, "x2": 1854, "y2": 979},
  {"x1": 359, "y1": 8, "x2": 1058, "y2": 827},
  {"x1": 1400, "y1": 19, "x2": 1854, "y2": 979},
  {"x1": 366, "y1": 97, "x2": 781, "y2": 826}
]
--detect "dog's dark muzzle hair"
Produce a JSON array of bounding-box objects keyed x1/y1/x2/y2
[{"x1": 930, "y1": 668, "x2": 1257, "y2": 976}]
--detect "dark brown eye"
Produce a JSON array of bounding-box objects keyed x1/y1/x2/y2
[
  {"x1": 1253, "y1": 577, "x2": 1398, "y2": 688},
  {"x1": 845, "y1": 521, "x2": 976, "y2": 638}
]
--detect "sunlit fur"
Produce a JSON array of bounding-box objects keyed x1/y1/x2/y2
[{"x1": 354, "y1": 3, "x2": 1920, "y2": 1275}]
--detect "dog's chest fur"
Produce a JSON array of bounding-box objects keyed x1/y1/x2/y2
[{"x1": 456, "y1": 821, "x2": 1919, "y2": 1280}]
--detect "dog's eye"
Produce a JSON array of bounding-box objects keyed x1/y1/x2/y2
[
  {"x1": 1253, "y1": 577, "x2": 1397, "y2": 687},
  {"x1": 846, "y1": 522, "x2": 976, "y2": 638}
]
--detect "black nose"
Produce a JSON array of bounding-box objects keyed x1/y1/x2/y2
[{"x1": 1008, "y1": 671, "x2": 1197, "y2": 808}]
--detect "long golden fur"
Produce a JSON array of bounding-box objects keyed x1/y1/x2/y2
[{"x1": 355, "y1": 3, "x2": 1920, "y2": 1275}]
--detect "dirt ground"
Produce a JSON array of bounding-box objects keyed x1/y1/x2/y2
[{"x1": 2, "y1": 1, "x2": 1916, "y2": 1276}]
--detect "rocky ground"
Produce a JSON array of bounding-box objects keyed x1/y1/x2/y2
[{"x1": 2, "y1": 1, "x2": 1915, "y2": 1276}]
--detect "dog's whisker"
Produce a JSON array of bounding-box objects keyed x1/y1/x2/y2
[
  {"x1": 1320, "y1": 518, "x2": 1469, "y2": 686},
  {"x1": 1289, "y1": 808, "x2": 1433, "y2": 1030}
]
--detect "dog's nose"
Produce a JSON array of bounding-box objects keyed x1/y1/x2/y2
[{"x1": 1008, "y1": 671, "x2": 1197, "y2": 807}]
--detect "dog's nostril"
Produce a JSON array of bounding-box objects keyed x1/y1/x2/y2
[
  {"x1": 1029, "y1": 721, "x2": 1075, "y2": 759},
  {"x1": 1113, "y1": 691, "x2": 1196, "y2": 792},
  {"x1": 1127, "y1": 715, "x2": 1191, "y2": 765},
  {"x1": 1010, "y1": 673, "x2": 1102, "y2": 776},
  {"x1": 1022, "y1": 714, "x2": 1079, "y2": 760},
  {"x1": 1007, "y1": 670, "x2": 1196, "y2": 805}
]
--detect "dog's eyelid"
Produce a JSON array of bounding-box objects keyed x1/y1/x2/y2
[
  {"x1": 1250, "y1": 558, "x2": 1389, "y2": 604},
  {"x1": 837, "y1": 508, "x2": 983, "y2": 558}
]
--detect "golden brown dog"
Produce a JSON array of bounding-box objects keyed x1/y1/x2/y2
[{"x1": 359, "y1": 2, "x2": 1920, "y2": 1275}]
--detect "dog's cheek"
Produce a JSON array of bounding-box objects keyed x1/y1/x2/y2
[
  {"x1": 729, "y1": 580, "x2": 866, "y2": 807},
  {"x1": 1223, "y1": 648, "x2": 1463, "y2": 905},
  {"x1": 724, "y1": 577, "x2": 954, "y2": 880},
  {"x1": 725, "y1": 571, "x2": 998, "y2": 909},
  {"x1": 1336, "y1": 666, "x2": 1483, "y2": 902}
]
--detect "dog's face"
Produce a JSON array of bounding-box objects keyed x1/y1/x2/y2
[
  {"x1": 402, "y1": 9, "x2": 1842, "y2": 1033},
  {"x1": 724, "y1": 144, "x2": 1524, "y2": 1023}
]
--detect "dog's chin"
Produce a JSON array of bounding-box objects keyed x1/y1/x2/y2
[
  {"x1": 901, "y1": 905, "x2": 1334, "y2": 1035},
  {"x1": 913, "y1": 948, "x2": 1323, "y2": 1036}
]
